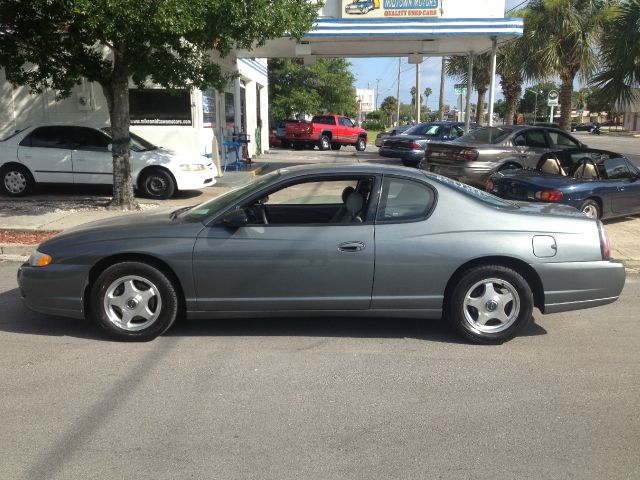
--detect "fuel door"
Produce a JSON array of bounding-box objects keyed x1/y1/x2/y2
[{"x1": 532, "y1": 235, "x2": 557, "y2": 258}]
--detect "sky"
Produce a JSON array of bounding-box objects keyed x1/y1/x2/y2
[{"x1": 349, "y1": 0, "x2": 529, "y2": 111}]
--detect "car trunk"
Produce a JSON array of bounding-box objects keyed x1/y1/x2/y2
[{"x1": 426, "y1": 142, "x2": 479, "y2": 163}]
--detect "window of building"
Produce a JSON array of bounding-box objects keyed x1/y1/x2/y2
[{"x1": 129, "y1": 89, "x2": 192, "y2": 126}]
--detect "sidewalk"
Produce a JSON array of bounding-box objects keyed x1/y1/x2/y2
[{"x1": 1, "y1": 147, "x2": 639, "y2": 273}]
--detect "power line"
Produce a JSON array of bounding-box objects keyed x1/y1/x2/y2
[{"x1": 505, "y1": 0, "x2": 528, "y2": 14}]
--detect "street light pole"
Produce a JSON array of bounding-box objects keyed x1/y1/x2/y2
[{"x1": 527, "y1": 89, "x2": 542, "y2": 125}]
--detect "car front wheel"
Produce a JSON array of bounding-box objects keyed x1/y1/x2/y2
[
  {"x1": 90, "y1": 261, "x2": 179, "y2": 341},
  {"x1": 579, "y1": 199, "x2": 600, "y2": 219},
  {"x1": 447, "y1": 265, "x2": 533, "y2": 344},
  {"x1": 140, "y1": 168, "x2": 176, "y2": 199},
  {"x1": 1, "y1": 165, "x2": 34, "y2": 197},
  {"x1": 319, "y1": 135, "x2": 331, "y2": 151},
  {"x1": 355, "y1": 137, "x2": 366, "y2": 151}
]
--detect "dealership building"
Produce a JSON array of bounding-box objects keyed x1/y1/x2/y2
[{"x1": 0, "y1": 1, "x2": 522, "y2": 162}]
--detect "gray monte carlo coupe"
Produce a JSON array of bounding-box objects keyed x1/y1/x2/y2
[{"x1": 18, "y1": 164, "x2": 624, "y2": 344}]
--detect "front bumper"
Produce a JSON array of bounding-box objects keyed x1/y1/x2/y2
[
  {"x1": 533, "y1": 260, "x2": 626, "y2": 314},
  {"x1": 173, "y1": 165, "x2": 217, "y2": 191},
  {"x1": 17, "y1": 263, "x2": 89, "y2": 319}
]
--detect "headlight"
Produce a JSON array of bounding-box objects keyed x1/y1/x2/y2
[
  {"x1": 180, "y1": 164, "x2": 206, "y2": 171},
  {"x1": 28, "y1": 250, "x2": 53, "y2": 267}
]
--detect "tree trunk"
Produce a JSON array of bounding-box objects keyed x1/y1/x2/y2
[
  {"x1": 475, "y1": 87, "x2": 487, "y2": 125},
  {"x1": 438, "y1": 57, "x2": 446, "y2": 121},
  {"x1": 102, "y1": 52, "x2": 137, "y2": 210},
  {"x1": 500, "y1": 76, "x2": 521, "y2": 126},
  {"x1": 559, "y1": 73, "x2": 574, "y2": 131}
]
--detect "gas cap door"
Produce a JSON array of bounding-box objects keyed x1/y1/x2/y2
[{"x1": 532, "y1": 235, "x2": 557, "y2": 258}]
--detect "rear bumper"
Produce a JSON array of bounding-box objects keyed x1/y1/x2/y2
[
  {"x1": 425, "y1": 161, "x2": 494, "y2": 187},
  {"x1": 379, "y1": 147, "x2": 423, "y2": 162},
  {"x1": 285, "y1": 134, "x2": 320, "y2": 142},
  {"x1": 533, "y1": 260, "x2": 626, "y2": 314}
]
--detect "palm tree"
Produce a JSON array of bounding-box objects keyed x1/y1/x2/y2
[
  {"x1": 591, "y1": 0, "x2": 640, "y2": 107},
  {"x1": 446, "y1": 53, "x2": 492, "y2": 124},
  {"x1": 438, "y1": 57, "x2": 446, "y2": 120},
  {"x1": 423, "y1": 87, "x2": 432, "y2": 110},
  {"x1": 524, "y1": 0, "x2": 605, "y2": 131}
]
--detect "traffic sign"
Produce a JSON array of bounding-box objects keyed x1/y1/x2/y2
[
  {"x1": 454, "y1": 83, "x2": 467, "y2": 95},
  {"x1": 547, "y1": 90, "x2": 559, "y2": 106}
]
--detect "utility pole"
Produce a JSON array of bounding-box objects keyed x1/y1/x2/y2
[
  {"x1": 415, "y1": 62, "x2": 421, "y2": 124},
  {"x1": 375, "y1": 78, "x2": 381, "y2": 111},
  {"x1": 396, "y1": 58, "x2": 401, "y2": 126},
  {"x1": 438, "y1": 57, "x2": 446, "y2": 121}
]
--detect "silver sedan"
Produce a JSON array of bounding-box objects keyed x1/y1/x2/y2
[{"x1": 18, "y1": 164, "x2": 624, "y2": 344}]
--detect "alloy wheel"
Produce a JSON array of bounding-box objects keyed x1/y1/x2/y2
[
  {"x1": 103, "y1": 275, "x2": 162, "y2": 331},
  {"x1": 462, "y1": 278, "x2": 520, "y2": 334}
]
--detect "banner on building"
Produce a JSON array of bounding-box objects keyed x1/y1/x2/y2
[{"x1": 341, "y1": 0, "x2": 441, "y2": 18}]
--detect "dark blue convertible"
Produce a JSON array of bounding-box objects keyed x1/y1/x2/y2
[{"x1": 485, "y1": 148, "x2": 640, "y2": 219}]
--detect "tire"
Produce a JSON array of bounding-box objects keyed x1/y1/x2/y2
[
  {"x1": 1, "y1": 164, "x2": 34, "y2": 197},
  {"x1": 330, "y1": 143, "x2": 341, "y2": 150},
  {"x1": 355, "y1": 137, "x2": 367, "y2": 152},
  {"x1": 318, "y1": 135, "x2": 331, "y2": 151},
  {"x1": 140, "y1": 168, "x2": 176, "y2": 200},
  {"x1": 90, "y1": 261, "x2": 179, "y2": 341},
  {"x1": 498, "y1": 162, "x2": 520, "y2": 172},
  {"x1": 293, "y1": 142, "x2": 304, "y2": 150},
  {"x1": 447, "y1": 265, "x2": 534, "y2": 344},
  {"x1": 401, "y1": 159, "x2": 420, "y2": 168},
  {"x1": 578, "y1": 199, "x2": 600, "y2": 219}
]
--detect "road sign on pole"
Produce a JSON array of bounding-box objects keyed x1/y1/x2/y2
[
  {"x1": 454, "y1": 83, "x2": 467, "y2": 95},
  {"x1": 547, "y1": 90, "x2": 559, "y2": 107}
]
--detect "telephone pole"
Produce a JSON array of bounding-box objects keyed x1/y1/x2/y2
[
  {"x1": 396, "y1": 58, "x2": 401, "y2": 126},
  {"x1": 375, "y1": 78, "x2": 381, "y2": 111}
]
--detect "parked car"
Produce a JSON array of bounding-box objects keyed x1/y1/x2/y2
[
  {"x1": 0, "y1": 124, "x2": 217, "y2": 199},
  {"x1": 485, "y1": 148, "x2": 640, "y2": 219},
  {"x1": 285, "y1": 114, "x2": 368, "y2": 151},
  {"x1": 379, "y1": 122, "x2": 474, "y2": 167},
  {"x1": 19, "y1": 163, "x2": 624, "y2": 344},
  {"x1": 275, "y1": 119, "x2": 304, "y2": 148},
  {"x1": 421, "y1": 125, "x2": 587, "y2": 187},
  {"x1": 375, "y1": 124, "x2": 412, "y2": 148},
  {"x1": 571, "y1": 122, "x2": 597, "y2": 132}
]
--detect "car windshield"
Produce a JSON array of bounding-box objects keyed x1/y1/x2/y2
[
  {"x1": 182, "y1": 171, "x2": 281, "y2": 221},
  {"x1": 101, "y1": 127, "x2": 158, "y2": 152},
  {"x1": 454, "y1": 127, "x2": 513, "y2": 145},
  {"x1": 427, "y1": 172, "x2": 519, "y2": 208}
]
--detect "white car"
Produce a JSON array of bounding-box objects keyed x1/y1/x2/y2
[{"x1": 0, "y1": 124, "x2": 217, "y2": 199}]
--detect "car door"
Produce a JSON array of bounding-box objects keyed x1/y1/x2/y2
[
  {"x1": 192, "y1": 175, "x2": 377, "y2": 311},
  {"x1": 339, "y1": 117, "x2": 357, "y2": 143},
  {"x1": 17, "y1": 126, "x2": 75, "y2": 184},
  {"x1": 72, "y1": 127, "x2": 113, "y2": 184},
  {"x1": 512, "y1": 129, "x2": 551, "y2": 168},
  {"x1": 371, "y1": 176, "x2": 439, "y2": 310},
  {"x1": 602, "y1": 157, "x2": 640, "y2": 214}
]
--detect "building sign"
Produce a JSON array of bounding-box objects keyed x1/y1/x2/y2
[
  {"x1": 547, "y1": 90, "x2": 559, "y2": 107},
  {"x1": 342, "y1": 0, "x2": 441, "y2": 18},
  {"x1": 129, "y1": 89, "x2": 192, "y2": 126}
]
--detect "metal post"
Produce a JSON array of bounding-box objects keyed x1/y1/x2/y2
[
  {"x1": 415, "y1": 62, "x2": 421, "y2": 124},
  {"x1": 464, "y1": 53, "x2": 474, "y2": 132},
  {"x1": 396, "y1": 58, "x2": 401, "y2": 126},
  {"x1": 488, "y1": 37, "x2": 497, "y2": 126}
]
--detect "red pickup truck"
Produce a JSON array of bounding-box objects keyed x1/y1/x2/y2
[{"x1": 285, "y1": 114, "x2": 368, "y2": 151}]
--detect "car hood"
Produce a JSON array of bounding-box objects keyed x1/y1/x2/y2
[{"x1": 39, "y1": 207, "x2": 204, "y2": 249}]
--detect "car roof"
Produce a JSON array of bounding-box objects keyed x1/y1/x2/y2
[{"x1": 274, "y1": 162, "x2": 426, "y2": 180}]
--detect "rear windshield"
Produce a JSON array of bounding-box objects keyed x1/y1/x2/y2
[
  {"x1": 427, "y1": 172, "x2": 518, "y2": 208},
  {"x1": 312, "y1": 116, "x2": 336, "y2": 125},
  {"x1": 404, "y1": 124, "x2": 442, "y2": 136},
  {"x1": 454, "y1": 127, "x2": 513, "y2": 145}
]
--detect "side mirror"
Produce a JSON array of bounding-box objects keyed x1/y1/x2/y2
[{"x1": 222, "y1": 209, "x2": 249, "y2": 228}]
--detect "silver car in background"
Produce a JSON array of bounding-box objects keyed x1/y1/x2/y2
[
  {"x1": 422, "y1": 125, "x2": 587, "y2": 187},
  {"x1": 18, "y1": 164, "x2": 623, "y2": 344}
]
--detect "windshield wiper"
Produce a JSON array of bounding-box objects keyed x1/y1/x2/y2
[{"x1": 169, "y1": 206, "x2": 192, "y2": 220}]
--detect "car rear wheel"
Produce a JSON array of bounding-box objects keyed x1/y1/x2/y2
[
  {"x1": 499, "y1": 162, "x2": 520, "y2": 171},
  {"x1": 1, "y1": 164, "x2": 34, "y2": 197},
  {"x1": 579, "y1": 199, "x2": 600, "y2": 219},
  {"x1": 90, "y1": 262, "x2": 179, "y2": 341},
  {"x1": 319, "y1": 135, "x2": 331, "y2": 151},
  {"x1": 140, "y1": 168, "x2": 176, "y2": 200},
  {"x1": 447, "y1": 265, "x2": 533, "y2": 344},
  {"x1": 355, "y1": 137, "x2": 367, "y2": 151},
  {"x1": 330, "y1": 143, "x2": 341, "y2": 150}
]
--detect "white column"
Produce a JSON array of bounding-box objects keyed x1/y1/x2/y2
[
  {"x1": 488, "y1": 37, "x2": 498, "y2": 126},
  {"x1": 415, "y1": 62, "x2": 421, "y2": 124}
]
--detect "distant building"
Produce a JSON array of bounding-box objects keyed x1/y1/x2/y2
[{"x1": 356, "y1": 88, "x2": 375, "y2": 124}]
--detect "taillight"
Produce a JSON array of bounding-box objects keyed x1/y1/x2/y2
[
  {"x1": 455, "y1": 148, "x2": 479, "y2": 161},
  {"x1": 534, "y1": 190, "x2": 564, "y2": 201},
  {"x1": 410, "y1": 142, "x2": 422, "y2": 149},
  {"x1": 485, "y1": 179, "x2": 494, "y2": 191},
  {"x1": 597, "y1": 220, "x2": 611, "y2": 260}
]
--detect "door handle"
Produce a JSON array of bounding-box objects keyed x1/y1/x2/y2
[{"x1": 338, "y1": 241, "x2": 365, "y2": 252}]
